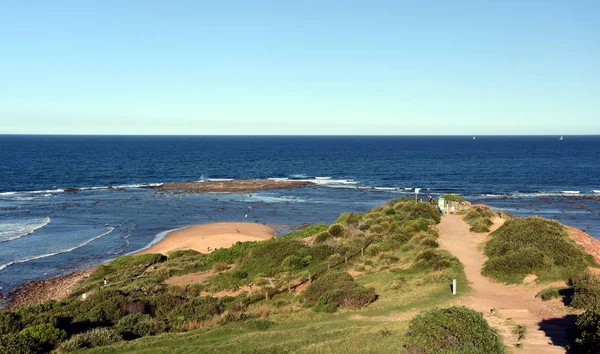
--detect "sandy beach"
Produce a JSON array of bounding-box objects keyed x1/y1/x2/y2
[{"x1": 136, "y1": 222, "x2": 275, "y2": 255}]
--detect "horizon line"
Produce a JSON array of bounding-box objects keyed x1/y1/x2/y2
[{"x1": 0, "y1": 133, "x2": 595, "y2": 137}]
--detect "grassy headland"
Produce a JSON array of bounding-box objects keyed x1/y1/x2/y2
[{"x1": 0, "y1": 198, "x2": 480, "y2": 353}]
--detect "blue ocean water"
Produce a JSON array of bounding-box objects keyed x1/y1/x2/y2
[{"x1": 1, "y1": 135, "x2": 599, "y2": 293}]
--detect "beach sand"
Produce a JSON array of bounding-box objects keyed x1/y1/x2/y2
[{"x1": 136, "y1": 222, "x2": 275, "y2": 255}]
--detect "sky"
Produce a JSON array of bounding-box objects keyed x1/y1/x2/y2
[{"x1": 0, "y1": 1, "x2": 598, "y2": 135}]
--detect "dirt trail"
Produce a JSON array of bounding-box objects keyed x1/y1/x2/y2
[{"x1": 438, "y1": 215, "x2": 577, "y2": 353}]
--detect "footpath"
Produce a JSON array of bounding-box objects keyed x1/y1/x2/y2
[{"x1": 438, "y1": 214, "x2": 577, "y2": 353}]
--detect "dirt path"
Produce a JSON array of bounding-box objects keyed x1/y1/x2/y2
[{"x1": 438, "y1": 215, "x2": 577, "y2": 353}]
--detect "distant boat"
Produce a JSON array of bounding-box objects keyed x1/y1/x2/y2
[
  {"x1": 472, "y1": 136, "x2": 476, "y2": 140},
  {"x1": 559, "y1": 136, "x2": 563, "y2": 140}
]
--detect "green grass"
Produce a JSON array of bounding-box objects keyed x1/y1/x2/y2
[{"x1": 482, "y1": 217, "x2": 593, "y2": 283}]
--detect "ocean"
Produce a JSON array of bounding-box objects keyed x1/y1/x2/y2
[{"x1": 1, "y1": 135, "x2": 599, "y2": 293}]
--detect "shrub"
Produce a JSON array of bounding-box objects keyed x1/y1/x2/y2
[
  {"x1": 405, "y1": 306, "x2": 504, "y2": 354},
  {"x1": 111, "y1": 254, "x2": 167, "y2": 268},
  {"x1": 0, "y1": 312, "x2": 20, "y2": 335},
  {"x1": 571, "y1": 307, "x2": 600, "y2": 354},
  {"x1": 116, "y1": 313, "x2": 160, "y2": 339},
  {"x1": 571, "y1": 272, "x2": 600, "y2": 309},
  {"x1": 314, "y1": 231, "x2": 333, "y2": 243},
  {"x1": 442, "y1": 194, "x2": 466, "y2": 203},
  {"x1": 313, "y1": 287, "x2": 377, "y2": 313},
  {"x1": 535, "y1": 286, "x2": 573, "y2": 301},
  {"x1": 0, "y1": 333, "x2": 36, "y2": 354},
  {"x1": 213, "y1": 263, "x2": 229, "y2": 272},
  {"x1": 281, "y1": 255, "x2": 308, "y2": 270},
  {"x1": 328, "y1": 224, "x2": 346, "y2": 237},
  {"x1": 283, "y1": 223, "x2": 328, "y2": 239},
  {"x1": 168, "y1": 296, "x2": 222, "y2": 324},
  {"x1": 19, "y1": 323, "x2": 66, "y2": 351},
  {"x1": 482, "y1": 217, "x2": 590, "y2": 283},
  {"x1": 168, "y1": 249, "x2": 201, "y2": 259},
  {"x1": 57, "y1": 328, "x2": 122, "y2": 352}
]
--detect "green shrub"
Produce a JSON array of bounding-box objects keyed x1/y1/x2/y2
[
  {"x1": 19, "y1": 323, "x2": 66, "y2": 351},
  {"x1": 168, "y1": 296, "x2": 222, "y2": 324},
  {"x1": 314, "y1": 231, "x2": 333, "y2": 243},
  {"x1": 56, "y1": 327, "x2": 122, "y2": 352},
  {"x1": 442, "y1": 194, "x2": 466, "y2": 203},
  {"x1": 283, "y1": 223, "x2": 328, "y2": 239},
  {"x1": 571, "y1": 272, "x2": 600, "y2": 309},
  {"x1": 281, "y1": 255, "x2": 308, "y2": 270},
  {"x1": 168, "y1": 249, "x2": 201, "y2": 259},
  {"x1": 328, "y1": 224, "x2": 346, "y2": 237},
  {"x1": 116, "y1": 313, "x2": 161, "y2": 339},
  {"x1": 0, "y1": 333, "x2": 36, "y2": 354},
  {"x1": 470, "y1": 219, "x2": 492, "y2": 233},
  {"x1": 535, "y1": 286, "x2": 573, "y2": 301},
  {"x1": 111, "y1": 254, "x2": 167, "y2": 267},
  {"x1": 482, "y1": 217, "x2": 590, "y2": 283},
  {"x1": 572, "y1": 307, "x2": 600, "y2": 354},
  {"x1": 0, "y1": 312, "x2": 20, "y2": 335},
  {"x1": 313, "y1": 287, "x2": 377, "y2": 313},
  {"x1": 370, "y1": 225, "x2": 384, "y2": 234},
  {"x1": 405, "y1": 306, "x2": 504, "y2": 354},
  {"x1": 213, "y1": 262, "x2": 229, "y2": 272}
]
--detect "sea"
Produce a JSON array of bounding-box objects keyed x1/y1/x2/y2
[{"x1": 1, "y1": 135, "x2": 599, "y2": 294}]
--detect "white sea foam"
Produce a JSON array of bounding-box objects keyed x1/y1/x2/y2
[
  {"x1": 373, "y1": 187, "x2": 398, "y2": 191},
  {"x1": 315, "y1": 176, "x2": 332, "y2": 180},
  {"x1": 562, "y1": 191, "x2": 581, "y2": 195},
  {"x1": 0, "y1": 192, "x2": 16, "y2": 196},
  {"x1": 0, "y1": 217, "x2": 51, "y2": 243},
  {"x1": 0, "y1": 227, "x2": 114, "y2": 271},
  {"x1": 206, "y1": 178, "x2": 235, "y2": 182}
]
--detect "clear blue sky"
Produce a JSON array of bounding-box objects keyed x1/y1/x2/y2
[{"x1": 0, "y1": 1, "x2": 598, "y2": 135}]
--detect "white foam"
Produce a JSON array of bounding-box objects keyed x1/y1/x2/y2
[
  {"x1": 0, "y1": 227, "x2": 114, "y2": 271},
  {"x1": 315, "y1": 176, "x2": 332, "y2": 180},
  {"x1": 562, "y1": 191, "x2": 581, "y2": 195},
  {"x1": 206, "y1": 178, "x2": 235, "y2": 182},
  {"x1": 0, "y1": 217, "x2": 51, "y2": 243},
  {"x1": 268, "y1": 178, "x2": 290, "y2": 182},
  {"x1": 593, "y1": 190, "x2": 600, "y2": 194},
  {"x1": 373, "y1": 187, "x2": 398, "y2": 191},
  {"x1": 0, "y1": 192, "x2": 16, "y2": 196}
]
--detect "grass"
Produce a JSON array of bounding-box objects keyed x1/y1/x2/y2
[
  {"x1": 462, "y1": 205, "x2": 495, "y2": 233},
  {"x1": 2, "y1": 199, "x2": 477, "y2": 354},
  {"x1": 482, "y1": 217, "x2": 593, "y2": 283}
]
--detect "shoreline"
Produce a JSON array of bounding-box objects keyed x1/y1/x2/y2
[{"x1": 135, "y1": 222, "x2": 275, "y2": 256}]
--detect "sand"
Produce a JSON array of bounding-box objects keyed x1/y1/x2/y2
[{"x1": 136, "y1": 222, "x2": 275, "y2": 255}]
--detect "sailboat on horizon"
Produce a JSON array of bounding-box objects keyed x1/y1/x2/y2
[{"x1": 559, "y1": 136, "x2": 564, "y2": 140}]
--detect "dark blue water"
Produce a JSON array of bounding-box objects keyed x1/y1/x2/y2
[{"x1": 1, "y1": 135, "x2": 599, "y2": 294}]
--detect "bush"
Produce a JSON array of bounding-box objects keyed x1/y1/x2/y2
[
  {"x1": 57, "y1": 327, "x2": 122, "y2": 352},
  {"x1": 535, "y1": 286, "x2": 573, "y2": 301},
  {"x1": 0, "y1": 333, "x2": 36, "y2": 354},
  {"x1": 313, "y1": 287, "x2": 377, "y2": 313},
  {"x1": 442, "y1": 194, "x2": 466, "y2": 203},
  {"x1": 168, "y1": 296, "x2": 222, "y2": 324},
  {"x1": 116, "y1": 313, "x2": 160, "y2": 339},
  {"x1": 482, "y1": 217, "x2": 591, "y2": 283},
  {"x1": 572, "y1": 307, "x2": 600, "y2": 354},
  {"x1": 283, "y1": 223, "x2": 328, "y2": 239},
  {"x1": 571, "y1": 272, "x2": 600, "y2": 309},
  {"x1": 405, "y1": 306, "x2": 504, "y2": 354},
  {"x1": 168, "y1": 249, "x2": 201, "y2": 259},
  {"x1": 314, "y1": 231, "x2": 333, "y2": 243},
  {"x1": 281, "y1": 255, "x2": 308, "y2": 270},
  {"x1": 328, "y1": 224, "x2": 346, "y2": 237},
  {"x1": 19, "y1": 323, "x2": 66, "y2": 351},
  {"x1": 213, "y1": 262, "x2": 229, "y2": 272},
  {"x1": 111, "y1": 254, "x2": 167, "y2": 268},
  {"x1": 0, "y1": 312, "x2": 20, "y2": 335}
]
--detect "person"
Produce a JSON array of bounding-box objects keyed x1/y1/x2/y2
[{"x1": 103, "y1": 278, "x2": 108, "y2": 286}]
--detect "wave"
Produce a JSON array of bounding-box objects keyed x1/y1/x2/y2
[
  {"x1": 0, "y1": 227, "x2": 114, "y2": 271},
  {"x1": 594, "y1": 190, "x2": 600, "y2": 194},
  {"x1": 0, "y1": 217, "x2": 51, "y2": 243}
]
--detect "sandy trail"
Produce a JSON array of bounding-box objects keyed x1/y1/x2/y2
[
  {"x1": 136, "y1": 222, "x2": 274, "y2": 255},
  {"x1": 438, "y1": 215, "x2": 577, "y2": 353}
]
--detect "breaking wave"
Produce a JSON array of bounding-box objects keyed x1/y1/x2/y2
[{"x1": 0, "y1": 217, "x2": 51, "y2": 243}]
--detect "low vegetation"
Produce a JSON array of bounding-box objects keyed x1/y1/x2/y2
[
  {"x1": 405, "y1": 306, "x2": 505, "y2": 353},
  {"x1": 0, "y1": 198, "x2": 475, "y2": 353},
  {"x1": 441, "y1": 194, "x2": 466, "y2": 203},
  {"x1": 571, "y1": 307, "x2": 600, "y2": 354},
  {"x1": 463, "y1": 205, "x2": 495, "y2": 233},
  {"x1": 482, "y1": 217, "x2": 593, "y2": 283}
]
